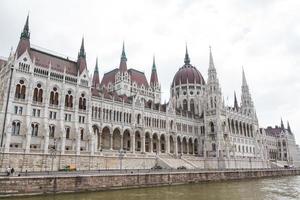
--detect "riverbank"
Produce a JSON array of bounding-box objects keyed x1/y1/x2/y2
[{"x1": 0, "y1": 168, "x2": 299, "y2": 197}]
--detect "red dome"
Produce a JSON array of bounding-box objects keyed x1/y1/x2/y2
[{"x1": 172, "y1": 64, "x2": 205, "y2": 86}]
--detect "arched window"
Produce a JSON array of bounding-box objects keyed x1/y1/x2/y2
[
  {"x1": 183, "y1": 99, "x2": 188, "y2": 110},
  {"x1": 79, "y1": 93, "x2": 86, "y2": 110},
  {"x1": 33, "y1": 83, "x2": 43, "y2": 103},
  {"x1": 65, "y1": 90, "x2": 73, "y2": 108},
  {"x1": 49, "y1": 125, "x2": 55, "y2": 138},
  {"x1": 65, "y1": 127, "x2": 70, "y2": 139},
  {"x1": 50, "y1": 87, "x2": 59, "y2": 105},
  {"x1": 137, "y1": 114, "x2": 141, "y2": 124},
  {"x1": 15, "y1": 80, "x2": 26, "y2": 99},
  {"x1": 80, "y1": 129, "x2": 84, "y2": 140},
  {"x1": 31, "y1": 123, "x2": 39, "y2": 136},
  {"x1": 210, "y1": 122, "x2": 215, "y2": 133},
  {"x1": 190, "y1": 99, "x2": 195, "y2": 113},
  {"x1": 12, "y1": 121, "x2": 20, "y2": 135}
]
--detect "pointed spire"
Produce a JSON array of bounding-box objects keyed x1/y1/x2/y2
[
  {"x1": 119, "y1": 41, "x2": 127, "y2": 72},
  {"x1": 78, "y1": 37, "x2": 86, "y2": 58},
  {"x1": 209, "y1": 46, "x2": 215, "y2": 69},
  {"x1": 281, "y1": 118, "x2": 285, "y2": 130},
  {"x1": 20, "y1": 14, "x2": 30, "y2": 39},
  {"x1": 184, "y1": 44, "x2": 190, "y2": 65},
  {"x1": 77, "y1": 37, "x2": 87, "y2": 74},
  {"x1": 92, "y1": 57, "x2": 100, "y2": 88},
  {"x1": 234, "y1": 91, "x2": 239, "y2": 111},
  {"x1": 287, "y1": 121, "x2": 292, "y2": 133},
  {"x1": 242, "y1": 67, "x2": 248, "y2": 87},
  {"x1": 150, "y1": 55, "x2": 159, "y2": 86}
]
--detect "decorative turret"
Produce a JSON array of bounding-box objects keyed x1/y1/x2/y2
[
  {"x1": 287, "y1": 121, "x2": 292, "y2": 133},
  {"x1": 92, "y1": 57, "x2": 100, "y2": 88},
  {"x1": 77, "y1": 37, "x2": 87, "y2": 74},
  {"x1": 119, "y1": 42, "x2": 127, "y2": 72},
  {"x1": 234, "y1": 91, "x2": 239, "y2": 111},
  {"x1": 184, "y1": 44, "x2": 190, "y2": 65},
  {"x1": 241, "y1": 68, "x2": 255, "y2": 117},
  {"x1": 281, "y1": 118, "x2": 285, "y2": 130},
  {"x1": 16, "y1": 15, "x2": 31, "y2": 58},
  {"x1": 150, "y1": 56, "x2": 159, "y2": 87}
]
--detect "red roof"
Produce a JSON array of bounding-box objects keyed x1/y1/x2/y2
[
  {"x1": 265, "y1": 126, "x2": 283, "y2": 137},
  {"x1": 128, "y1": 69, "x2": 149, "y2": 88},
  {"x1": 16, "y1": 38, "x2": 30, "y2": 58},
  {"x1": 100, "y1": 68, "x2": 118, "y2": 87},
  {"x1": 30, "y1": 48, "x2": 78, "y2": 76},
  {"x1": 172, "y1": 64, "x2": 205, "y2": 86}
]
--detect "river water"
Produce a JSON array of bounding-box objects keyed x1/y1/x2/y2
[{"x1": 6, "y1": 176, "x2": 300, "y2": 200}]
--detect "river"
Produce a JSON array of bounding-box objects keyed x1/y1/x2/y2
[{"x1": 6, "y1": 176, "x2": 300, "y2": 200}]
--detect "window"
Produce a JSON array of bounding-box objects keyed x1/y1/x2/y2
[
  {"x1": 31, "y1": 123, "x2": 39, "y2": 136},
  {"x1": 49, "y1": 125, "x2": 55, "y2": 138},
  {"x1": 33, "y1": 83, "x2": 43, "y2": 103},
  {"x1": 79, "y1": 116, "x2": 85, "y2": 123},
  {"x1": 79, "y1": 93, "x2": 86, "y2": 110},
  {"x1": 65, "y1": 114, "x2": 71, "y2": 122},
  {"x1": 15, "y1": 80, "x2": 26, "y2": 99},
  {"x1": 80, "y1": 129, "x2": 84, "y2": 140},
  {"x1": 65, "y1": 90, "x2": 73, "y2": 108},
  {"x1": 50, "y1": 87, "x2": 59, "y2": 105},
  {"x1": 32, "y1": 108, "x2": 41, "y2": 117},
  {"x1": 12, "y1": 121, "x2": 21, "y2": 135},
  {"x1": 65, "y1": 127, "x2": 70, "y2": 139},
  {"x1": 49, "y1": 111, "x2": 57, "y2": 120}
]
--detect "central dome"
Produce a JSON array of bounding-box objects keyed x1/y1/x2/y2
[{"x1": 172, "y1": 64, "x2": 205, "y2": 86}]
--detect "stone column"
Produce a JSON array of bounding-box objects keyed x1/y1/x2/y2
[
  {"x1": 98, "y1": 131, "x2": 102, "y2": 151},
  {"x1": 187, "y1": 142, "x2": 189, "y2": 155},
  {"x1": 166, "y1": 135, "x2": 170, "y2": 154},
  {"x1": 132, "y1": 133, "x2": 135, "y2": 153},
  {"x1": 61, "y1": 129, "x2": 66, "y2": 155},
  {"x1": 157, "y1": 138, "x2": 160, "y2": 154},
  {"x1": 120, "y1": 134, "x2": 124, "y2": 151},
  {"x1": 150, "y1": 137, "x2": 153, "y2": 153},
  {"x1": 110, "y1": 133, "x2": 113, "y2": 150},
  {"x1": 141, "y1": 135, "x2": 145, "y2": 153},
  {"x1": 175, "y1": 139, "x2": 178, "y2": 156},
  {"x1": 76, "y1": 128, "x2": 81, "y2": 155}
]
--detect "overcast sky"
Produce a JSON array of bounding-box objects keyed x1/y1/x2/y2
[{"x1": 0, "y1": 0, "x2": 300, "y2": 143}]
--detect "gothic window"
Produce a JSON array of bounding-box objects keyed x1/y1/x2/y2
[
  {"x1": 210, "y1": 122, "x2": 215, "y2": 133},
  {"x1": 15, "y1": 80, "x2": 26, "y2": 99},
  {"x1": 65, "y1": 90, "x2": 73, "y2": 108},
  {"x1": 78, "y1": 93, "x2": 86, "y2": 110},
  {"x1": 80, "y1": 129, "x2": 84, "y2": 140},
  {"x1": 31, "y1": 123, "x2": 39, "y2": 136},
  {"x1": 212, "y1": 143, "x2": 216, "y2": 151},
  {"x1": 65, "y1": 127, "x2": 70, "y2": 139},
  {"x1": 49, "y1": 125, "x2": 55, "y2": 138},
  {"x1": 12, "y1": 121, "x2": 20, "y2": 135},
  {"x1": 33, "y1": 83, "x2": 43, "y2": 103},
  {"x1": 137, "y1": 114, "x2": 141, "y2": 125},
  {"x1": 190, "y1": 99, "x2": 195, "y2": 113},
  {"x1": 183, "y1": 99, "x2": 188, "y2": 110},
  {"x1": 50, "y1": 87, "x2": 59, "y2": 105}
]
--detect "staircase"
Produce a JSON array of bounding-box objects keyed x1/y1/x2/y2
[{"x1": 157, "y1": 154, "x2": 195, "y2": 169}]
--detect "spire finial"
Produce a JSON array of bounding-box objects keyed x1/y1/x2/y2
[
  {"x1": 287, "y1": 121, "x2": 292, "y2": 133},
  {"x1": 242, "y1": 67, "x2": 248, "y2": 86},
  {"x1": 78, "y1": 37, "x2": 86, "y2": 58},
  {"x1": 95, "y1": 57, "x2": 99, "y2": 72},
  {"x1": 152, "y1": 55, "x2": 156, "y2": 71},
  {"x1": 234, "y1": 91, "x2": 239, "y2": 111},
  {"x1": 281, "y1": 118, "x2": 285, "y2": 130},
  {"x1": 121, "y1": 41, "x2": 127, "y2": 60},
  {"x1": 184, "y1": 43, "x2": 190, "y2": 65},
  {"x1": 209, "y1": 45, "x2": 215, "y2": 69},
  {"x1": 20, "y1": 14, "x2": 30, "y2": 39}
]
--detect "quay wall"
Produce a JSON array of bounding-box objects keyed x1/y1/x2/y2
[{"x1": 0, "y1": 169, "x2": 299, "y2": 197}]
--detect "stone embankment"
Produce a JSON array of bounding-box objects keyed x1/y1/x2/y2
[{"x1": 0, "y1": 169, "x2": 299, "y2": 197}]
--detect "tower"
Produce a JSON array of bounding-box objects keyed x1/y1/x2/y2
[
  {"x1": 77, "y1": 37, "x2": 87, "y2": 74},
  {"x1": 205, "y1": 47, "x2": 225, "y2": 159},
  {"x1": 240, "y1": 68, "x2": 255, "y2": 118},
  {"x1": 92, "y1": 57, "x2": 100, "y2": 88},
  {"x1": 16, "y1": 15, "x2": 30, "y2": 58},
  {"x1": 150, "y1": 56, "x2": 161, "y2": 103}
]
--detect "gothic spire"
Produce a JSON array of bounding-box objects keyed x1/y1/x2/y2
[
  {"x1": 209, "y1": 46, "x2": 215, "y2": 69},
  {"x1": 16, "y1": 15, "x2": 31, "y2": 58},
  {"x1": 78, "y1": 37, "x2": 86, "y2": 58},
  {"x1": 184, "y1": 44, "x2": 190, "y2": 65},
  {"x1": 287, "y1": 121, "x2": 292, "y2": 133},
  {"x1": 242, "y1": 67, "x2": 248, "y2": 87},
  {"x1": 150, "y1": 55, "x2": 159, "y2": 86},
  {"x1": 92, "y1": 57, "x2": 100, "y2": 87},
  {"x1": 281, "y1": 118, "x2": 285, "y2": 130},
  {"x1": 77, "y1": 37, "x2": 87, "y2": 74},
  {"x1": 119, "y1": 41, "x2": 127, "y2": 72},
  {"x1": 234, "y1": 91, "x2": 239, "y2": 111}
]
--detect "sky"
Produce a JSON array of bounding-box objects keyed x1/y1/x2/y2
[{"x1": 0, "y1": 0, "x2": 300, "y2": 143}]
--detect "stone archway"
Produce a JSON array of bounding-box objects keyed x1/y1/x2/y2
[
  {"x1": 153, "y1": 133, "x2": 159, "y2": 153},
  {"x1": 123, "y1": 129, "x2": 131, "y2": 151},
  {"x1": 135, "y1": 131, "x2": 141, "y2": 152},
  {"x1": 169, "y1": 135, "x2": 175, "y2": 154},
  {"x1": 101, "y1": 127, "x2": 111, "y2": 150},
  {"x1": 177, "y1": 136, "x2": 182, "y2": 154},
  {"x1": 113, "y1": 128, "x2": 121, "y2": 150},
  {"x1": 182, "y1": 137, "x2": 188, "y2": 154},
  {"x1": 160, "y1": 134, "x2": 166, "y2": 153},
  {"x1": 92, "y1": 125, "x2": 100, "y2": 150},
  {"x1": 188, "y1": 138, "x2": 193, "y2": 154},
  {"x1": 194, "y1": 138, "x2": 198, "y2": 155},
  {"x1": 145, "y1": 132, "x2": 151, "y2": 152}
]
